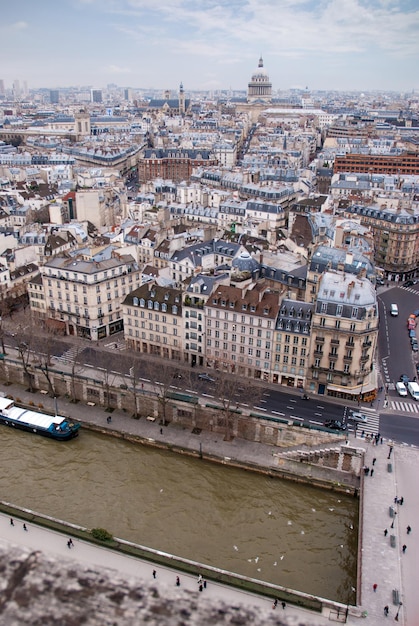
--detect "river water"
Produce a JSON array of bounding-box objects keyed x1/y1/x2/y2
[{"x1": 1, "y1": 427, "x2": 358, "y2": 601}]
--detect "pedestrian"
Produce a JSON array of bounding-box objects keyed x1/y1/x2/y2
[
  {"x1": 372, "y1": 457, "x2": 376, "y2": 466},
  {"x1": 394, "y1": 496, "x2": 398, "y2": 504},
  {"x1": 160, "y1": 428, "x2": 163, "y2": 435},
  {"x1": 384, "y1": 605, "x2": 389, "y2": 616},
  {"x1": 391, "y1": 521, "x2": 394, "y2": 529},
  {"x1": 407, "y1": 525, "x2": 411, "y2": 535},
  {"x1": 399, "y1": 497, "x2": 404, "y2": 505},
  {"x1": 67, "y1": 540, "x2": 72, "y2": 549},
  {"x1": 176, "y1": 576, "x2": 180, "y2": 586},
  {"x1": 23, "y1": 523, "x2": 27, "y2": 531},
  {"x1": 402, "y1": 544, "x2": 407, "y2": 554},
  {"x1": 281, "y1": 601, "x2": 286, "y2": 609},
  {"x1": 198, "y1": 574, "x2": 202, "y2": 584},
  {"x1": 388, "y1": 445, "x2": 393, "y2": 459},
  {"x1": 373, "y1": 583, "x2": 378, "y2": 592},
  {"x1": 199, "y1": 583, "x2": 203, "y2": 592},
  {"x1": 380, "y1": 437, "x2": 383, "y2": 444},
  {"x1": 370, "y1": 468, "x2": 374, "y2": 477},
  {"x1": 203, "y1": 580, "x2": 207, "y2": 589},
  {"x1": 10, "y1": 518, "x2": 14, "y2": 526},
  {"x1": 384, "y1": 528, "x2": 388, "y2": 537},
  {"x1": 153, "y1": 570, "x2": 156, "y2": 579},
  {"x1": 272, "y1": 599, "x2": 278, "y2": 609},
  {"x1": 106, "y1": 415, "x2": 111, "y2": 424}
]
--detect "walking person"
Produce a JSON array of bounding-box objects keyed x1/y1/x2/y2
[
  {"x1": 10, "y1": 518, "x2": 14, "y2": 526},
  {"x1": 384, "y1": 605, "x2": 389, "y2": 616},
  {"x1": 199, "y1": 583, "x2": 203, "y2": 592},
  {"x1": 152, "y1": 570, "x2": 156, "y2": 579},
  {"x1": 372, "y1": 457, "x2": 376, "y2": 466},
  {"x1": 388, "y1": 445, "x2": 393, "y2": 459},
  {"x1": 272, "y1": 599, "x2": 278, "y2": 609},
  {"x1": 402, "y1": 544, "x2": 407, "y2": 554},
  {"x1": 399, "y1": 496, "x2": 404, "y2": 505},
  {"x1": 203, "y1": 580, "x2": 207, "y2": 589},
  {"x1": 23, "y1": 523, "x2": 27, "y2": 531},
  {"x1": 384, "y1": 528, "x2": 388, "y2": 537},
  {"x1": 176, "y1": 576, "x2": 180, "y2": 586},
  {"x1": 373, "y1": 583, "x2": 378, "y2": 592},
  {"x1": 407, "y1": 525, "x2": 412, "y2": 535},
  {"x1": 370, "y1": 468, "x2": 374, "y2": 477},
  {"x1": 281, "y1": 601, "x2": 286, "y2": 609}
]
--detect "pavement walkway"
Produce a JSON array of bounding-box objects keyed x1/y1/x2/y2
[{"x1": 0, "y1": 378, "x2": 417, "y2": 624}]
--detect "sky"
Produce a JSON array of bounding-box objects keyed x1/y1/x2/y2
[{"x1": 1, "y1": 0, "x2": 418, "y2": 93}]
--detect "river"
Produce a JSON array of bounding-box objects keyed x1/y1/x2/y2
[{"x1": 1, "y1": 427, "x2": 358, "y2": 601}]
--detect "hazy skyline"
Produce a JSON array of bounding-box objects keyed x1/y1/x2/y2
[{"x1": 1, "y1": 0, "x2": 418, "y2": 93}]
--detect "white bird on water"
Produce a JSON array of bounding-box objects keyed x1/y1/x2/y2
[
  {"x1": 255, "y1": 556, "x2": 259, "y2": 563},
  {"x1": 233, "y1": 545, "x2": 238, "y2": 551},
  {"x1": 273, "y1": 561, "x2": 277, "y2": 566},
  {"x1": 280, "y1": 555, "x2": 284, "y2": 560}
]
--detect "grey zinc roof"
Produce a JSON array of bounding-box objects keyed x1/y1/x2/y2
[{"x1": 309, "y1": 245, "x2": 375, "y2": 277}]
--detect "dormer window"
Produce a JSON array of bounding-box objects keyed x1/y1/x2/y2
[
  {"x1": 133, "y1": 297, "x2": 139, "y2": 306},
  {"x1": 242, "y1": 304, "x2": 247, "y2": 311},
  {"x1": 140, "y1": 298, "x2": 145, "y2": 307},
  {"x1": 162, "y1": 303, "x2": 167, "y2": 312},
  {"x1": 263, "y1": 307, "x2": 269, "y2": 315},
  {"x1": 221, "y1": 299, "x2": 226, "y2": 307},
  {"x1": 154, "y1": 301, "x2": 159, "y2": 310},
  {"x1": 148, "y1": 300, "x2": 153, "y2": 309},
  {"x1": 250, "y1": 305, "x2": 256, "y2": 312},
  {"x1": 172, "y1": 305, "x2": 178, "y2": 314}
]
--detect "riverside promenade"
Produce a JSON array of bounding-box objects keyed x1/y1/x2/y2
[{"x1": 0, "y1": 378, "x2": 417, "y2": 625}]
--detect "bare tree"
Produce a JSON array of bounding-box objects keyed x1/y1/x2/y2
[
  {"x1": 16, "y1": 340, "x2": 34, "y2": 393},
  {"x1": 123, "y1": 359, "x2": 143, "y2": 418},
  {"x1": 145, "y1": 359, "x2": 186, "y2": 426},
  {"x1": 97, "y1": 361, "x2": 117, "y2": 410},
  {"x1": 68, "y1": 346, "x2": 85, "y2": 403},
  {"x1": 209, "y1": 371, "x2": 263, "y2": 441}
]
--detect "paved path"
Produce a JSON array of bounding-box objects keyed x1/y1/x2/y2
[{"x1": 0, "y1": 380, "x2": 417, "y2": 624}]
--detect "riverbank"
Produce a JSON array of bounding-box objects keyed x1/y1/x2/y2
[{"x1": 0, "y1": 379, "x2": 417, "y2": 624}]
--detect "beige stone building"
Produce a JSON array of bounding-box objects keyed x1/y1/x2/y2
[
  {"x1": 122, "y1": 282, "x2": 183, "y2": 360},
  {"x1": 306, "y1": 270, "x2": 379, "y2": 401},
  {"x1": 37, "y1": 251, "x2": 141, "y2": 340},
  {"x1": 205, "y1": 284, "x2": 280, "y2": 380},
  {"x1": 343, "y1": 203, "x2": 419, "y2": 280}
]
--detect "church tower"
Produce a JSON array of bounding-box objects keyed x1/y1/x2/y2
[
  {"x1": 179, "y1": 82, "x2": 185, "y2": 115},
  {"x1": 247, "y1": 56, "x2": 272, "y2": 104}
]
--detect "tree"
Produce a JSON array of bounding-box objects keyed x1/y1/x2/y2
[
  {"x1": 17, "y1": 340, "x2": 34, "y2": 393},
  {"x1": 145, "y1": 360, "x2": 188, "y2": 426},
  {"x1": 209, "y1": 371, "x2": 263, "y2": 441}
]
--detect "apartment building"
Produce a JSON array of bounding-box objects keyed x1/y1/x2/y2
[
  {"x1": 122, "y1": 283, "x2": 183, "y2": 360},
  {"x1": 307, "y1": 271, "x2": 379, "y2": 401},
  {"x1": 204, "y1": 284, "x2": 280, "y2": 380},
  {"x1": 343, "y1": 204, "x2": 419, "y2": 280},
  {"x1": 333, "y1": 152, "x2": 419, "y2": 176},
  {"x1": 37, "y1": 252, "x2": 141, "y2": 340},
  {"x1": 138, "y1": 149, "x2": 218, "y2": 184},
  {"x1": 272, "y1": 300, "x2": 313, "y2": 388}
]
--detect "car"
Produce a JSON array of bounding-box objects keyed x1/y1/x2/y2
[
  {"x1": 198, "y1": 373, "x2": 215, "y2": 382},
  {"x1": 348, "y1": 411, "x2": 368, "y2": 423},
  {"x1": 416, "y1": 363, "x2": 419, "y2": 376},
  {"x1": 412, "y1": 342, "x2": 419, "y2": 352},
  {"x1": 400, "y1": 374, "x2": 410, "y2": 384},
  {"x1": 396, "y1": 382, "x2": 408, "y2": 397},
  {"x1": 324, "y1": 420, "x2": 347, "y2": 431},
  {"x1": 404, "y1": 280, "x2": 414, "y2": 287},
  {"x1": 414, "y1": 310, "x2": 419, "y2": 317}
]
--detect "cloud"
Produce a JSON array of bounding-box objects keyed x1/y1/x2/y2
[
  {"x1": 11, "y1": 21, "x2": 28, "y2": 30},
  {"x1": 106, "y1": 64, "x2": 132, "y2": 74}
]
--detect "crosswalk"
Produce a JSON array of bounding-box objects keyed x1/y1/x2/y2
[
  {"x1": 347, "y1": 406, "x2": 380, "y2": 436},
  {"x1": 53, "y1": 345, "x2": 84, "y2": 364},
  {"x1": 389, "y1": 400, "x2": 419, "y2": 414}
]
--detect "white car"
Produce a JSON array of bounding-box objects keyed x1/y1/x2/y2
[
  {"x1": 396, "y1": 382, "x2": 408, "y2": 397},
  {"x1": 348, "y1": 411, "x2": 368, "y2": 423}
]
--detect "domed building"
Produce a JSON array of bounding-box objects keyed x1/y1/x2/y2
[{"x1": 247, "y1": 56, "x2": 272, "y2": 104}]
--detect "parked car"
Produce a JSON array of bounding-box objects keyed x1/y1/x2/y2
[
  {"x1": 396, "y1": 382, "x2": 408, "y2": 397},
  {"x1": 324, "y1": 420, "x2": 347, "y2": 431},
  {"x1": 198, "y1": 373, "x2": 215, "y2": 382},
  {"x1": 348, "y1": 411, "x2": 368, "y2": 423},
  {"x1": 412, "y1": 341, "x2": 419, "y2": 352},
  {"x1": 416, "y1": 363, "x2": 419, "y2": 376},
  {"x1": 404, "y1": 280, "x2": 414, "y2": 287}
]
